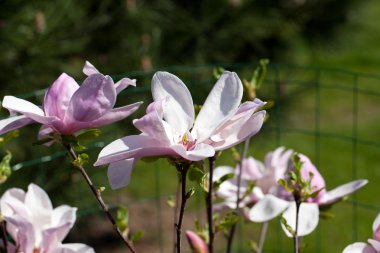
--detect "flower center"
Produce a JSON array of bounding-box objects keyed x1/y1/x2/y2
[{"x1": 179, "y1": 132, "x2": 195, "y2": 150}]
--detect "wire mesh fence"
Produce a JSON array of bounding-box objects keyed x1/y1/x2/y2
[{"x1": 3, "y1": 63, "x2": 380, "y2": 253}]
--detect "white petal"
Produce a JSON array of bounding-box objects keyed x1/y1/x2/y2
[
  {"x1": 192, "y1": 71, "x2": 243, "y2": 142},
  {"x1": 343, "y1": 243, "x2": 376, "y2": 253},
  {"x1": 319, "y1": 180, "x2": 368, "y2": 206},
  {"x1": 213, "y1": 166, "x2": 234, "y2": 181},
  {"x1": 151, "y1": 72, "x2": 194, "y2": 134},
  {"x1": 25, "y1": 184, "x2": 53, "y2": 234},
  {"x1": 107, "y1": 159, "x2": 135, "y2": 189},
  {"x1": 281, "y1": 202, "x2": 319, "y2": 237},
  {"x1": 53, "y1": 243, "x2": 95, "y2": 253},
  {"x1": 368, "y1": 239, "x2": 380, "y2": 252},
  {"x1": 170, "y1": 143, "x2": 215, "y2": 161},
  {"x1": 2, "y1": 96, "x2": 55, "y2": 124},
  {"x1": 373, "y1": 213, "x2": 380, "y2": 235},
  {"x1": 248, "y1": 195, "x2": 290, "y2": 222}
]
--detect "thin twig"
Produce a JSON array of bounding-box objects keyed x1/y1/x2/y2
[
  {"x1": 63, "y1": 144, "x2": 137, "y2": 253},
  {"x1": 175, "y1": 163, "x2": 190, "y2": 253},
  {"x1": 206, "y1": 156, "x2": 216, "y2": 253},
  {"x1": 173, "y1": 175, "x2": 181, "y2": 253},
  {"x1": 226, "y1": 139, "x2": 250, "y2": 253},
  {"x1": 257, "y1": 222, "x2": 268, "y2": 253},
  {"x1": 294, "y1": 200, "x2": 301, "y2": 253},
  {"x1": 1, "y1": 220, "x2": 8, "y2": 253}
]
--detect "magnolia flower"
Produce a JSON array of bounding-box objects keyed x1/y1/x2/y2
[
  {"x1": 95, "y1": 71, "x2": 266, "y2": 189},
  {"x1": 214, "y1": 147, "x2": 368, "y2": 237},
  {"x1": 0, "y1": 61, "x2": 142, "y2": 141},
  {"x1": 185, "y1": 231, "x2": 208, "y2": 253},
  {"x1": 248, "y1": 147, "x2": 367, "y2": 237},
  {"x1": 342, "y1": 213, "x2": 380, "y2": 253},
  {"x1": 0, "y1": 183, "x2": 94, "y2": 253}
]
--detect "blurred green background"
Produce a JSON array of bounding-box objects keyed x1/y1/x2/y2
[{"x1": 0, "y1": 0, "x2": 379, "y2": 252}]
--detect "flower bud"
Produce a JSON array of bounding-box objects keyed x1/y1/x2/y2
[{"x1": 185, "y1": 230, "x2": 208, "y2": 253}]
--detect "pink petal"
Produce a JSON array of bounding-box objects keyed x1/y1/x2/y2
[
  {"x1": 298, "y1": 154, "x2": 326, "y2": 202},
  {"x1": 265, "y1": 147, "x2": 293, "y2": 181},
  {"x1": 186, "y1": 231, "x2": 208, "y2": 253},
  {"x1": 211, "y1": 110, "x2": 266, "y2": 151},
  {"x1": 192, "y1": 71, "x2": 243, "y2": 143},
  {"x1": 248, "y1": 195, "x2": 290, "y2": 222},
  {"x1": 43, "y1": 73, "x2": 79, "y2": 120},
  {"x1": 0, "y1": 115, "x2": 34, "y2": 135},
  {"x1": 82, "y1": 61, "x2": 100, "y2": 76},
  {"x1": 368, "y1": 239, "x2": 380, "y2": 252},
  {"x1": 107, "y1": 159, "x2": 135, "y2": 189},
  {"x1": 86, "y1": 102, "x2": 142, "y2": 129},
  {"x1": 94, "y1": 135, "x2": 176, "y2": 166},
  {"x1": 170, "y1": 143, "x2": 215, "y2": 161},
  {"x1": 343, "y1": 243, "x2": 377, "y2": 253},
  {"x1": 5, "y1": 215, "x2": 36, "y2": 253},
  {"x1": 2, "y1": 96, "x2": 56, "y2": 125},
  {"x1": 45, "y1": 205, "x2": 77, "y2": 242},
  {"x1": 133, "y1": 101, "x2": 172, "y2": 145},
  {"x1": 319, "y1": 180, "x2": 368, "y2": 206},
  {"x1": 238, "y1": 157, "x2": 265, "y2": 181},
  {"x1": 151, "y1": 72, "x2": 194, "y2": 134},
  {"x1": 115, "y1": 78, "x2": 136, "y2": 94},
  {"x1": 281, "y1": 202, "x2": 319, "y2": 237},
  {"x1": 66, "y1": 74, "x2": 116, "y2": 122}
]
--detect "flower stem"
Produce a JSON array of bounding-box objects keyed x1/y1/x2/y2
[
  {"x1": 206, "y1": 156, "x2": 216, "y2": 253},
  {"x1": 226, "y1": 139, "x2": 250, "y2": 253},
  {"x1": 1, "y1": 220, "x2": 8, "y2": 253},
  {"x1": 257, "y1": 222, "x2": 268, "y2": 253},
  {"x1": 175, "y1": 163, "x2": 190, "y2": 253},
  {"x1": 294, "y1": 200, "x2": 301, "y2": 253},
  {"x1": 63, "y1": 144, "x2": 137, "y2": 253}
]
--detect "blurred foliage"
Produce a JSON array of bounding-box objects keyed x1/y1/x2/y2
[{"x1": 0, "y1": 0, "x2": 356, "y2": 94}]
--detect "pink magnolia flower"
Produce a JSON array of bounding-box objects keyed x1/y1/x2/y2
[
  {"x1": 0, "y1": 183, "x2": 94, "y2": 253},
  {"x1": 95, "y1": 71, "x2": 266, "y2": 189},
  {"x1": 214, "y1": 147, "x2": 367, "y2": 237},
  {"x1": 343, "y1": 213, "x2": 380, "y2": 253},
  {"x1": 0, "y1": 61, "x2": 142, "y2": 140},
  {"x1": 185, "y1": 230, "x2": 208, "y2": 253}
]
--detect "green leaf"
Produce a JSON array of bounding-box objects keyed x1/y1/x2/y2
[
  {"x1": 213, "y1": 173, "x2": 234, "y2": 191},
  {"x1": 201, "y1": 174, "x2": 209, "y2": 193},
  {"x1": 247, "y1": 240, "x2": 258, "y2": 252},
  {"x1": 188, "y1": 165, "x2": 205, "y2": 183},
  {"x1": 186, "y1": 187, "x2": 195, "y2": 199},
  {"x1": 0, "y1": 151, "x2": 12, "y2": 184},
  {"x1": 278, "y1": 179, "x2": 293, "y2": 193},
  {"x1": 130, "y1": 230, "x2": 144, "y2": 242},
  {"x1": 76, "y1": 129, "x2": 101, "y2": 142},
  {"x1": 280, "y1": 216, "x2": 294, "y2": 236},
  {"x1": 242, "y1": 181, "x2": 255, "y2": 199},
  {"x1": 215, "y1": 212, "x2": 239, "y2": 233},
  {"x1": 72, "y1": 153, "x2": 89, "y2": 168},
  {"x1": 250, "y1": 59, "x2": 269, "y2": 89},
  {"x1": 116, "y1": 206, "x2": 129, "y2": 232},
  {"x1": 213, "y1": 67, "x2": 226, "y2": 79}
]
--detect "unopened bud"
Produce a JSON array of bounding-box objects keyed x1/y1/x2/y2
[{"x1": 186, "y1": 230, "x2": 208, "y2": 253}]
